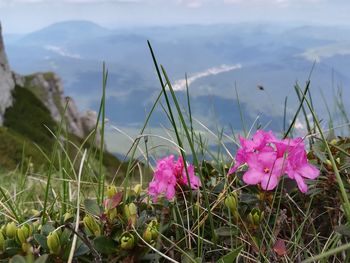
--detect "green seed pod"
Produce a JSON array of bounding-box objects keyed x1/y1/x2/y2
[
  {"x1": 83, "y1": 215, "x2": 101, "y2": 237},
  {"x1": 47, "y1": 231, "x2": 61, "y2": 255},
  {"x1": 5, "y1": 222, "x2": 17, "y2": 238},
  {"x1": 0, "y1": 231, "x2": 5, "y2": 252},
  {"x1": 106, "y1": 185, "x2": 117, "y2": 199},
  {"x1": 120, "y1": 232, "x2": 135, "y2": 250}
]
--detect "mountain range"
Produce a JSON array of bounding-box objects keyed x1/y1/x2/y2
[{"x1": 4, "y1": 20, "x2": 350, "y2": 156}]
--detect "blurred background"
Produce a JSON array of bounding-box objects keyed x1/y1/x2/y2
[{"x1": 1, "y1": 0, "x2": 350, "y2": 157}]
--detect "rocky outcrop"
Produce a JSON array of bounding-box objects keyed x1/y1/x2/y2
[
  {"x1": 0, "y1": 23, "x2": 101, "y2": 144},
  {"x1": 0, "y1": 24, "x2": 15, "y2": 125},
  {"x1": 20, "y1": 72, "x2": 101, "y2": 144}
]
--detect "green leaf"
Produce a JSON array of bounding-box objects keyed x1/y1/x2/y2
[
  {"x1": 215, "y1": 227, "x2": 239, "y2": 237},
  {"x1": 60, "y1": 228, "x2": 71, "y2": 246},
  {"x1": 34, "y1": 254, "x2": 49, "y2": 263},
  {"x1": 5, "y1": 239, "x2": 21, "y2": 256},
  {"x1": 181, "y1": 250, "x2": 196, "y2": 263},
  {"x1": 41, "y1": 223, "x2": 55, "y2": 236},
  {"x1": 216, "y1": 246, "x2": 242, "y2": 263},
  {"x1": 34, "y1": 234, "x2": 49, "y2": 250},
  {"x1": 74, "y1": 242, "x2": 90, "y2": 257},
  {"x1": 84, "y1": 199, "x2": 101, "y2": 216},
  {"x1": 9, "y1": 255, "x2": 26, "y2": 263},
  {"x1": 93, "y1": 236, "x2": 117, "y2": 254}
]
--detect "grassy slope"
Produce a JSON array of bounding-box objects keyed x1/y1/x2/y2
[{"x1": 1, "y1": 84, "x2": 127, "y2": 180}]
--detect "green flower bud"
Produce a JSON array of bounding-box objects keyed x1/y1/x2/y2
[
  {"x1": 120, "y1": 232, "x2": 135, "y2": 250},
  {"x1": 143, "y1": 228, "x2": 153, "y2": 243},
  {"x1": 47, "y1": 231, "x2": 61, "y2": 255},
  {"x1": 224, "y1": 193, "x2": 238, "y2": 214},
  {"x1": 31, "y1": 209, "x2": 41, "y2": 217},
  {"x1": 247, "y1": 208, "x2": 264, "y2": 226},
  {"x1": 16, "y1": 224, "x2": 32, "y2": 244},
  {"x1": 16, "y1": 228, "x2": 26, "y2": 244},
  {"x1": 1, "y1": 225, "x2": 5, "y2": 236},
  {"x1": 133, "y1": 184, "x2": 142, "y2": 196},
  {"x1": 83, "y1": 215, "x2": 101, "y2": 237},
  {"x1": 124, "y1": 203, "x2": 137, "y2": 225},
  {"x1": 5, "y1": 222, "x2": 17, "y2": 238},
  {"x1": 21, "y1": 242, "x2": 31, "y2": 253},
  {"x1": 106, "y1": 185, "x2": 117, "y2": 199},
  {"x1": 330, "y1": 139, "x2": 337, "y2": 145},
  {"x1": 107, "y1": 208, "x2": 117, "y2": 221},
  {"x1": 0, "y1": 232, "x2": 5, "y2": 252},
  {"x1": 63, "y1": 212, "x2": 73, "y2": 222},
  {"x1": 143, "y1": 220, "x2": 159, "y2": 243}
]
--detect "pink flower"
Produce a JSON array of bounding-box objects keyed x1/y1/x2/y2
[
  {"x1": 284, "y1": 147, "x2": 319, "y2": 193},
  {"x1": 272, "y1": 137, "x2": 304, "y2": 158},
  {"x1": 174, "y1": 157, "x2": 201, "y2": 189},
  {"x1": 229, "y1": 130, "x2": 320, "y2": 193},
  {"x1": 229, "y1": 130, "x2": 276, "y2": 174},
  {"x1": 243, "y1": 152, "x2": 286, "y2": 190},
  {"x1": 148, "y1": 155, "x2": 201, "y2": 201}
]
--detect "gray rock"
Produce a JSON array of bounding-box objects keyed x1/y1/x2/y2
[
  {"x1": 0, "y1": 22, "x2": 101, "y2": 144},
  {"x1": 0, "y1": 23, "x2": 15, "y2": 125}
]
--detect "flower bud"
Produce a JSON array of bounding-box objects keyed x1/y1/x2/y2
[
  {"x1": 120, "y1": 232, "x2": 135, "y2": 250},
  {"x1": 106, "y1": 185, "x2": 117, "y2": 199},
  {"x1": 224, "y1": 193, "x2": 238, "y2": 214},
  {"x1": 143, "y1": 228, "x2": 153, "y2": 243},
  {"x1": 247, "y1": 208, "x2": 264, "y2": 226},
  {"x1": 83, "y1": 215, "x2": 101, "y2": 237},
  {"x1": 133, "y1": 184, "x2": 142, "y2": 196},
  {"x1": 31, "y1": 209, "x2": 41, "y2": 217},
  {"x1": 143, "y1": 220, "x2": 159, "y2": 243},
  {"x1": 47, "y1": 231, "x2": 61, "y2": 255},
  {"x1": 63, "y1": 212, "x2": 73, "y2": 222},
  {"x1": 124, "y1": 203, "x2": 137, "y2": 225},
  {"x1": 0, "y1": 232, "x2": 5, "y2": 252},
  {"x1": 16, "y1": 224, "x2": 32, "y2": 244},
  {"x1": 107, "y1": 208, "x2": 117, "y2": 221},
  {"x1": 1, "y1": 225, "x2": 6, "y2": 236},
  {"x1": 5, "y1": 222, "x2": 17, "y2": 238},
  {"x1": 330, "y1": 139, "x2": 337, "y2": 145}
]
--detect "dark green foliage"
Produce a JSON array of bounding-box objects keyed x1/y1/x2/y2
[
  {"x1": 0, "y1": 127, "x2": 46, "y2": 170},
  {"x1": 4, "y1": 85, "x2": 57, "y2": 151}
]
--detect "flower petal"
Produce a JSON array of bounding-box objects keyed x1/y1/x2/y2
[
  {"x1": 243, "y1": 169, "x2": 264, "y2": 185},
  {"x1": 297, "y1": 163, "x2": 320, "y2": 179},
  {"x1": 261, "y1": 173, "x2": 278, "y2": 190},
  {"x1": 294, "y1": 174, "x2": 308, "y2": 193}
]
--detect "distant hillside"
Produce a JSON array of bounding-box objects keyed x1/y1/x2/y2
[
  {"x1": 0, "y1": 22, "x2": 129, "y2": 182},
  {"x1": 20, "y1": 20, "x2": 112, "y2": 46}
]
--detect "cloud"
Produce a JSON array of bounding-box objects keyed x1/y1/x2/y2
[
  {"x1": 45, "y1": 45, "x2": 81, "y2": 59},
  {"x1": 172, "y1": 64, "x2": 242, "y2": 91},
  {"x1": 177, "y1": 0, "x2": 203, "y2": 8}
]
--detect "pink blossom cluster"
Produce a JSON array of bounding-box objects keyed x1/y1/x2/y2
[
  {"x1": 229, "y1": 130, "x2": 319, "y2": 193},
  {"x1": 148, "y1": 155, "x2": 201, "y2": 201}
]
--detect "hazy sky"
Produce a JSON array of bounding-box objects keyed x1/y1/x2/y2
[{"x1": 0, "y1": 0, "x2": 349, "y2": 33}]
